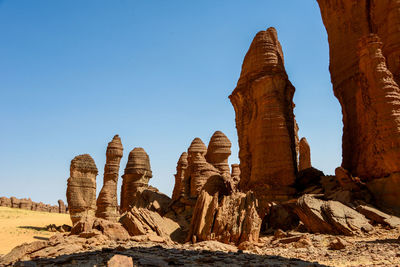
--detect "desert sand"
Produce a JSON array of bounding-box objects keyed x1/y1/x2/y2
[{"x1": 0, "y1": 207, "x2": 70, "y2": 255}]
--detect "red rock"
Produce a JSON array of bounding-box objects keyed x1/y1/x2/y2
[
  {"x1": 171, "y1": 152, "x2": 188, "y2": 201},
  {"x1": 299, "y1": 137, "x2": 311, "y2": 171},
  {"x1": 205, "y1": 131, "x2": 232, "y2": 175},
  {"x1": 96, "y1": 135, "x2": 124, "y2": 222},
  {"x1": 58, "y1": 199, "x2": 66, "y2": 213},
  {"x1": 66, "y1": 154, "x2": 98, "y2": 225},
  {"x1": 229, "y1": 28, "x2": 298, "y2": 209},
  {"x1": 120, "y1": 147, "x2": 152, "y2": 213},
  {"x1": 107, "y1": 254, "x2": 133, "y2": 267},
  {"x1": 317, "y1": 1, "x2": 400, "y2": 182},
  {"x1": 0, "y1": 196, "x2": 11, "y2": 207},
  {"x1": 187, "y1": 190, "x2": 261, "y2": 245}
]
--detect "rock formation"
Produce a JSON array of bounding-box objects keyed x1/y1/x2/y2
[
  {"x1": 299, "y1": 137, "x2": 311, "y2": 171},
  {"x1": 58, "y1": 200, "x2": 67, "y2": 214},
  {"x1": 171, "y1": 152, "x2": 188, "y2": 201},
  {"x1": 229, "y1": 27, "x2": 298, "y2": 210},
  {"x1": 205, "y1": 131, "x2": 232, "y2": 175},
  {"x1": 0, "y1": 196, "x2": 11, "y2": 207},
  {"x1": 230, "y1": 164, "x2": 240, "y2": 190},
  {"x1": 66, "y1": 154, "x2": 98, "y2": 224},
  {"x1": 317, "y1": 1, "x2": 400, "y2": 212},
  {"x1": 19, "y1": 198, "x2": 32, "y2": 210},
  {"x1": 96, "y1": 135, "x2": 123, "y2": 222},
  {"x1": 120, "y1": 147, "x2": 153, "y2": 213},
  {"x1": 10, "y1": 197, "x2": 19, "y2": 208},
  {"x1": 187, "y1": 190, "x2": 261, "y2": 245}
]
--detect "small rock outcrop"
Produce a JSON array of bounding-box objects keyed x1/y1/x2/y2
[
  {"x1": 120, "y1": 148, "x2": 152, "y2": 213},
  {"x1": 66, "y1": 154, "x2": 98, "y2": 224},
  {"x1": 187, "y1": 190, "x2": 261, "y2": 245},
  {"x1": 299, "y1": 137, "x2": 311, "y2": 171},
  {"x1": 171, "y1": 152, "x2": 188, "y2": 201},
  {"x1": 58, "y1": 200, "x2": 67, "y2": 214},
  {"x1": 229, "y1": 27, "x2": 298, "y2": 211},
  {"x1": 96, "y1": 135, "x2": 123, "y2": 222}
]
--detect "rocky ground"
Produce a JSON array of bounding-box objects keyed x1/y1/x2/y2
[{"x1": 2, "y1": 226, "x2": 399, "y2": 266}]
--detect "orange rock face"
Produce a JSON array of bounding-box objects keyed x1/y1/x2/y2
[
  {"x1": 96, "y1": 135, "x2": 123, "y2": 222},
  {"x1": 229, "y1": 27, "x2": 298, "y2": 206},
  {"x1": 66, "y1": 154, "x2": 98, "y2": 224},
  {"x1": 299, "y1": 137, "x2": 311, "y2": 171},
  {"x1": 205, "y1": 131, "x2": 232, "y2": 175},
  {"x1": 171, "y1": 152, "x2": 188, "y2": 201},
  {"x1": 120, "y1": 147, "x2": 152, "y2": 213},
  {"x1": 317, "y1": 0, "x2": 400, "y2": 180}
]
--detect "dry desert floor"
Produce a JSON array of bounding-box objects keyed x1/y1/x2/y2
[{"x1": 0, "y1": 207, "x2": 70, "y2": 255}]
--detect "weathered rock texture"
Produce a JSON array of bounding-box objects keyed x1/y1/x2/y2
[
  {"x1": 0, "y1": 196, "x2": 64, "y2": 213},
  {"x1": 58, "y1": 200, "x2": 67, "y2": 214},
  {"x1": 205, "y1": 131, "x2": 232, "y2": 175},
  {"x1": 231, "y1": 164, "x2": 241, "y2": 190},
  {"x1": 66, "y1": 154, "x2": 98, "y2": 224},
  {"x1": 317, "y1": 1, "x2": 400, "y2": 179},
  {"x1": 187, "y1": 190, "x2": 261, "y2": 245},
  {"x1": 171, "y1": 152, "x2": 188, "y2": 201},
  {"x1": 299, "y1": 137, "x2": 311, "y2": 171},
  {"x1": 229, "y1": 27, "x2": 298, "y2": 208},
  {"x1": 120, "y1": 148, "x2": 153, "y2": 213},
  {"x1": 317, "y1": 0, "x2": 400, "y2": 213},
  {"x1": 96, "y1": 135, "x2": 123, "y2": 222}
]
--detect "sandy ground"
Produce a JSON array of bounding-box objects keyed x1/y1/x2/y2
[{"x1": 0, "y1": 207, "x2": 71, "y2": 255}]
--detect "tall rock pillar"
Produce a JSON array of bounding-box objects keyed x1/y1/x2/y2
[
  {"x1": 96, "y1": 135, "x2": 123, "y2": 221},
  {"x1": 229, "y1": 27, "x2": 298, "y2": 210}
]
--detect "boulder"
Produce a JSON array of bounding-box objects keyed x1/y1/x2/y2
[{"x1": 356, "y1": 204, "x2": 400, "y2": 228}]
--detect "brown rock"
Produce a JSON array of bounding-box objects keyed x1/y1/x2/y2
[
  {"x1": 71, "y1": 217, "x2": 129, "y2": 241},
  {"x1": 231, "y1": 164, "x2": 240, "y2": 189},
  {"x1": 0, "y1": 197, "x2": 11, "y2": 207},
  {"x1": 205, "y1": 131, "x2": 232, "y2": 175},
  {"x1": 299, "y1": 137, "x2": 311, "y2": 171},
  {"x1": 293, "y1": 194, "x2": 372, "y2": 235},
  {"x1": 107, "y1": 254, "x2": 133, "y2": 267},
  {"x1": 335, "y1": 167, "x2": 363, "y2": 191},
  {"x1": 356, "y1": 204, "x2": 400, "y2": 228},
  {"x1": 317, "y1": 1, "x2": 400, "y2": 181},
  {"x1": 120, "y1": 206, "x2": 180, "y2": 239},
  {"x1": 329, "y1": 237, "x2": 348, "y2": 250},
  {"x1": 120, "y1": 147, "x2": 152, "y2": 213},
  {"x1": 58, "y1": 199, "x2": 66, "y2": 214},
  {"x1": 19, "y1": 198, "x2": 32, "y2": 210},
  {"x1": 367, "y1": 173, "x2": 400, "y2": 214},
  {"x1": 10, "y1": 196, "x2": 20, "y2": 208},
  {"x1": 96, "y1": 135, "x2": 124, "y2": 222},
  {"x1": 229, "y1": 27, "x2": 298, "y2": 208},
  {"x1": 187, "y1": 138, "x2": 219, "y2": 198},
  {"x1": 171, "y1": 152, "x2": 188, "y2": 201},
  {"x1": 187, "y1": 190, "x2": 261, "y2": 245},
  {"x1": 0, "y1": 241, "x2": 48, "y2": 266},
  {"x1": 66, "y1": 154, "x2": 98, "y2": 225}
]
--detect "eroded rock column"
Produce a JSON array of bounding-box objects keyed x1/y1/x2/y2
[
  {"x1": 120, "y1": 147, "x2": 152, "y2": 213},
  {"x1": 229, "y1": 27, "x2": 298, "y2": 208},
  {"x1": 299, "y1": 137, "x2": 311, "y2": 171},
  {"x1": 66, "y1": 154, "x2": 98, "y2": 224},
  {"x1": 96, "y1": 135, "x2": 123, "y2": 221}
]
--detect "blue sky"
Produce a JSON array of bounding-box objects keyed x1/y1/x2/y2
[{"x1": 0, "y1": 0, "x2": 342, "y2": 205}]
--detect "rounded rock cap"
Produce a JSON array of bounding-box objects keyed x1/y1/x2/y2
[
  {"x1": 124, "y1": 147, "x2": 152, "y2": 177},
  {"x1": 107, "y1": 134, "x2": 123, "y2": 157},
  {"x1": 207, "y1": 131, "x2": 232, "y2": 155},
  {"x1": 188, "y1": 138, "x2": 207, "y2": 155},
  {"x1": 70, "y1": 154, "x2": 98, "y2": 174}
]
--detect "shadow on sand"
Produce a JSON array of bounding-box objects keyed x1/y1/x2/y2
[
  {"x1": 13, "y1": 244, "x2": 328, "y2": 266},
  {"x1": 18, "y1": 226, "x2": 47, "y2": 231}
]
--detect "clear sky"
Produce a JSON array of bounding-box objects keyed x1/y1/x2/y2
[{"x1": 0, "y1": 0, "x2": 342, "y2": 205}]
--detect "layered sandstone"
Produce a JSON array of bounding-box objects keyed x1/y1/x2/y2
[
  {"x1": 317, "y1": 0, "x2": 400, "y2": 180},
  {"x1": 120, "y1": 147, "x2": 153, "y2": 213},
  {"x1": 171, "y1": 152, "x2": 188, "y2": 201},
  {"x1": 205, "y1": 131, "x2": 232, "y2": 175},
  {"x1": 231, "y1": 164, "x2": 240, "y2": 190},
  {"x1": 96, "y1": 135, "x2": 123, "y2": 222},
  {"x1": 58, "y1": 200, "x2": 67, "y2": 214},
  {"x1": 299, "y1": 137, "x2": 311, "y2": 171},
  {"x1": 66, "y1": 154, "x2": 98, "y2": 224},
  {"x1": 229, "y1": 27, "x2": 298, "y2": 208}
]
